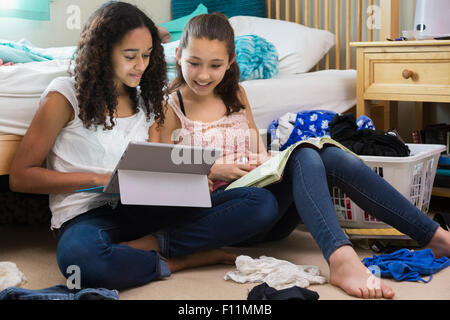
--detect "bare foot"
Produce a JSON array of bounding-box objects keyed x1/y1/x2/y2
[
  {"x1": 167, "y1": 248, "x2": 237, "y2": 273},
  {"x1": 329, "y1": 245, "x2": 395, "y2": 299},
  {"x1": 119, "y1": 234, "x2": 161, "y2": 252},
  {"x1": 424, "y1": 226, "x2": 450, "y2": 258}
]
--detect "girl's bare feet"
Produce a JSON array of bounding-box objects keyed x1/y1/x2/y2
[
  {"x1": 167, "y1": 248, "x2": 237, "y2": 273},
  {"x1": 119, "y1": 234, "x2": 161, "y2": 252},
  {"x1": 329, "y1": 245, "x2": 395, "y2": 299},
  {"x1": 424, "y1": 226, "x2": 450, "y2": 258}
]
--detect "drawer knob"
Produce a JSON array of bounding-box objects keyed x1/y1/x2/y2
[{"x1": 402, "y1": 69, "x2": 415, "y2": 79}]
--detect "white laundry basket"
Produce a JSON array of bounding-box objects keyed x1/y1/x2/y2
[{"x1": 332, "y1": 144, "x2": 446, "y2": 229}]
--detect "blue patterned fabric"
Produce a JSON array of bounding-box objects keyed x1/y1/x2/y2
[
  {"x1": 280, "y1": 110, "x2": 336, "y2": 150},
  {"x1": 356, "y1": 115, "x2": 375, "y2": 131},
  {"x1": 269, "y1": 111, "x2": 376, "y2": 151},
  {"x1": 171, "y1": 0, "x2": 267, "y2": 19},
  {"x1": 362, "y1": 248, "x2": 450, "y2": 283},
  {"x1": 235, "y1": 35, "x2": 278, "y2": 82}
]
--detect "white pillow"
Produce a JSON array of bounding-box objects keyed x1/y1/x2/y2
[{"x1": 229, "y1": 16, "x2": 335, "y2": 75}]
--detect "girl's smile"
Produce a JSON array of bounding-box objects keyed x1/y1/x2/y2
[{"x1": 177, "y1": 37, "x2": 234, "y2": 97}]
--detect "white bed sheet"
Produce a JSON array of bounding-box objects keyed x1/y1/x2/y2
[
  {"x1": 241, "y1": 69, "x2": 357, "y2": 131},
  {"x1": 0, "y1": 61, "x2": 355, "y2": 136},
  {"x1": 0, "y1": 60, "x2": 72, "y2": 136}
]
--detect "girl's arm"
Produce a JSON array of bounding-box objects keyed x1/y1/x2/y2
[
  {"x1": 9, "y1": 92, "x2": 110, "y2": 194},
  {"x1": 151, "y1": 101, "x2": 182, "y2": 144}
]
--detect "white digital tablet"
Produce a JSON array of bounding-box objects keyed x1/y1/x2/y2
[{"x1": 78, "y1": 141, "x2": 221, "y2": 207}]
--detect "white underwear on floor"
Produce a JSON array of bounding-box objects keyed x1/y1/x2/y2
[
  {"x1": 0, "y1": 262, "x2": 27, "y2": 291},
  {"x1": 224, "y1": 255, "x2": 327, "y2": 290}
]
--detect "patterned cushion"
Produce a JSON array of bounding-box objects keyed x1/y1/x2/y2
[
  {"x1": 235, "y1": 35, "x2": 279, "y2": 81},
  {"x1": 171, "y1": 0, "x2": 267, "y2": 19}
]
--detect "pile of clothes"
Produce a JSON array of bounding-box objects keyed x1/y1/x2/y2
[{"x1": 269, "y1": 110, "x2": 410, "y2": 157}]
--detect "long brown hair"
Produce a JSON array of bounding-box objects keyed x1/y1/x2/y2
[
  {"x1": 72, "y1": 1, "x2": 167, "y2": 130},
  {"x1": 168, "y1": 13, "x2": 244, "y2": 115}
]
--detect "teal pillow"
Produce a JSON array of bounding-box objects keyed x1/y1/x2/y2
[{"x1": 160, "y1": 3, "x2": 208, "y2": 42}]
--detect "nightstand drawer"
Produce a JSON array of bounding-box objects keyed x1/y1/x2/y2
[{"x1": 364, "y1": 51, "x2": 450, "y2": 98}]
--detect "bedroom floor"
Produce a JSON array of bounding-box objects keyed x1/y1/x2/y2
[{"x1": 1, "y1": 206, "x2": 449, "y2": 301}]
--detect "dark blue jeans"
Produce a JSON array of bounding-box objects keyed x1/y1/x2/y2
[
  {"x1": 55, "y1": 187, "x2": 278, "y2": 290},
  {"x1": 255, "y1": 146, "x2": 440, "y2": 262},
  {"x1": 0, "y1": 285, "x2": 118, "y2": 300}
]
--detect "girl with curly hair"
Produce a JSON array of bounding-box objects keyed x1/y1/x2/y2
[{"x1": 9, "y1": 2, "x2": 280, "y2": 290}]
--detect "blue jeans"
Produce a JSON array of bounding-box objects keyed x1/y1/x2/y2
[
  {"x1": 55, "y1": 187, "x2": 278, "y2": 290},
  {"x1": 0, "y1": 285, "x2": 118, "y2": 300},
  {"x1": 256, "y1": 146, "x2": 440, "y2": 262}
]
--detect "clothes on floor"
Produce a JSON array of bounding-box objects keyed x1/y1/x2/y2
[
  {"x1": 362, "y1": 248, "x2": 450, "y2": 283},
  {"x1": 224, "y1": 255, "x2": 327, "y2": 290},
  {"x1": 0, "y1": 285, "x2": 118, "y2": 300},
  {"x1": 247, "y1": 282, "x2": 319, "y2": 300},
  {"x1": 0, "y1": 262, "x2": 27, "y2": 291}
]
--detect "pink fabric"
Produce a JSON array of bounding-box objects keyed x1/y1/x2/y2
[
  {"x1": 168, "y1": 94, "x2": 251, "y2": 191},
  {"x1": 0, "y1": 59, "x2": 14, "y2": 66}
]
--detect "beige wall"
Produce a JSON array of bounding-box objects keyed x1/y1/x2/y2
[{"x1": 0, "y1": 0, "x2": 172, "y2": 47}]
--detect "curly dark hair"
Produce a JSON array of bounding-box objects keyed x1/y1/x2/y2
[
  {"x1": 72, "y1": 1, "x2": 167, "y2": 130},
  {"x1": 168, "y1": 13, "x2": 244, "y2": 115}
]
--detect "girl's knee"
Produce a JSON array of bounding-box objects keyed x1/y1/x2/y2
[
  {"x1": 289, "y1": 147, "x2": 324, "y2": 172},
  {"x1": 56, "y1": 225, "x2": 113, "y2": 287},
  {"x1": 249, "y1": 188, "x2": 279, "y2": 227},
  {"x1": 321, "y1": 147, "x2": 364, "y2": 170}
]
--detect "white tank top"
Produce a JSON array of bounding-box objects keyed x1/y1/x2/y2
[{"x1": 41, "y1": 77, "x2": 153, "y2": 229}]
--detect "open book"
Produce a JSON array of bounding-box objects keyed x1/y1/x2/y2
[{"x1": 225, "y1": 137, "x2": 357, "y2": 190}]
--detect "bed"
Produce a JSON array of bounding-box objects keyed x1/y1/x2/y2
[{"x1": 0, "y1": 0, "x2": 400, "y2": 176}]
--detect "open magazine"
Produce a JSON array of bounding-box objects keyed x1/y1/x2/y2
[{"x1": 225, "y1": 137, "x2": 358, "y2": 190}]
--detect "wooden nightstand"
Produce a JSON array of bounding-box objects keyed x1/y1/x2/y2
[
  {"x1": 350, "y1": 40, "x2": 450, "y2": 131},
  {"x1": 351, "y1": 40, "x2": 450, "y2": 199}
]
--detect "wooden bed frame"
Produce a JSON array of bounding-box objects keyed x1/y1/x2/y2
[{"x1": 0, "y1": 0, "x2": 399, "y2": 175}]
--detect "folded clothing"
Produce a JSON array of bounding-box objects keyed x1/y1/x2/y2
[
  {"x1": 224, "y1": 255, "x2": 327, "y2": 290},
  {"x1": 0, "y1": 285, "x2": 119, "y2": 300},
  {"x1": 362, "y1": 248, "x2": 450, "y2": 283}
]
